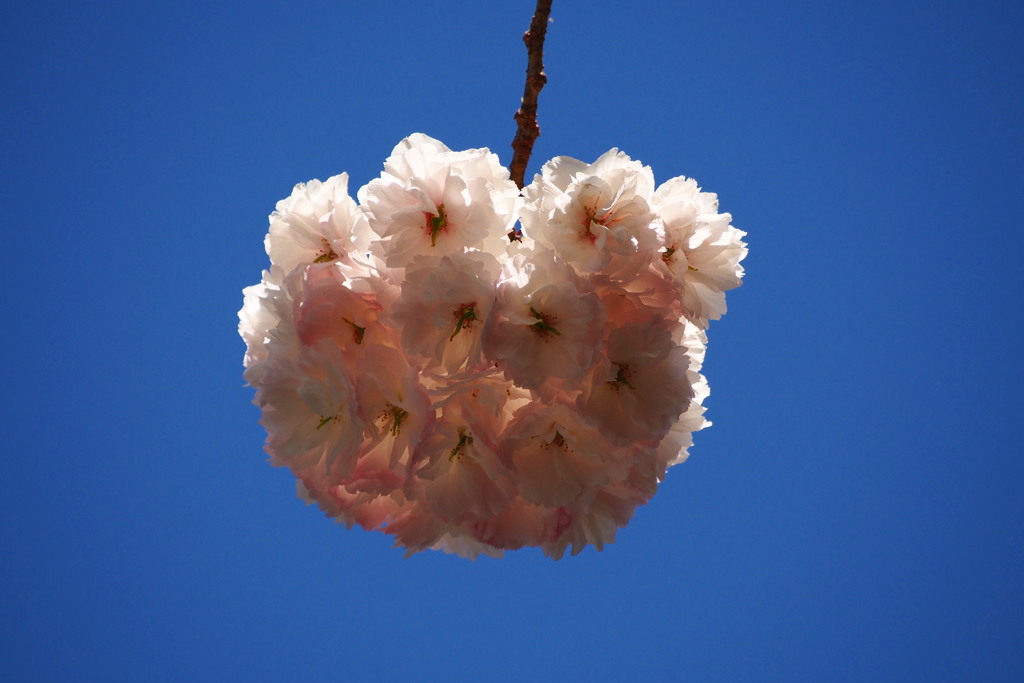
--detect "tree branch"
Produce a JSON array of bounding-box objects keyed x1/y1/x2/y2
[{"x1": 509, "y1": 0, "x2": 553, "y2": 190}]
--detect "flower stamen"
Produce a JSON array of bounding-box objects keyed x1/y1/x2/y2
[
  {"x1": 449, "y1": 429, "x2": 473, "y2": 461},
  {"x1": 551, "y1": 431, "x2": 572, "y2": 453},
  {"x1": 313, "y1": 237, "x2": 339, "y2": 263},
  {"x1": 316, "y1": 415, "x2": 340, "y2": 430},
  {"x1": 529, "y1": 306, "x2": 561, "y2": 337},
  {"x1": 607, "y1": 363, "x2": 636, "y2": 391},
  {"x1": 449, "y1": 304, "x2": 477, "y2": 341},
  {"x1": 581, "y1": 206, "x2": 600, "y2": 242},
  {"x1": 427, "y1": 204, "x2": 448, "y2": 247},
  {"x1": 388, "y1": 404, "x2": 408, "y2": 436},
  {"x1": 342, "y1": 317, "x2": 365, "y2": 344}
]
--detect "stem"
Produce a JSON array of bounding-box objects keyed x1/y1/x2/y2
[{"x1": 509, "y1": 0, "x2": 553, "y2": 190}]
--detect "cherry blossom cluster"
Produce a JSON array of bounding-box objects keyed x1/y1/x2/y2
[{"x1": 239, "y1": 134, "x2": 747, "y2": 559}]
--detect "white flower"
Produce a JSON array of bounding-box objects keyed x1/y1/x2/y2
[
  {"x1": 322, "y1": 344, "x2": 436, "y2": 513},
  {"x1": 302, "y1": 479, "x2": 411, "y2": 533},
  {"x1": 428, "y1": 530, "x2": 505, "y2": 560},
  {"x1": 464, "y1": 500, "x2": 567, "y2": 553},
  {"x1": 406, "y1": 373, "x2": 525, "y2": 524},
  {"x1": 239, "y1": 266, "x2": 299, "y2": 387},
  {"x1": 577, "y1": 314, "x2": 693, "y2": 445},
  {"x1": 241, "y1": 134, "x2": 748, "y2": 560},
  {"x1": 358, "y1": 134, "x2": 521, "y2": 268},
  {"x1": 499, "y1": 402, "x2": 612, "y2": 508},
  {"x1": 656, "y1": 320, "x2": 711, "y2": 472},
  {"x1": 265, "y1": 173, "x2": 373, "y2": 277},
  {"x1": 653, "y1": 176, "x2": 747, "y2": 325},
  {"x1": 391, "y1": 251, "x2": 500, "y2": 374},
  {"x1": 352, "y1": 344, "x2": 435, "y2": 473},
  {"x1": 384, "y1": 498, "x2": 511, "y2": 558},
  {"x1": 256, "y1": 343, "x2": 363, "y2": 480},
  {"x1": 541, "y1": 487, "x2": 643, "y2": 559},
  {"x1": 291, "y1": 262, "x2": 397, "y2": 358},
  {"x1": 521, "y1": 149, "x2": 657, "y2": 273},
  {"x1": 409, "y1": 411, "x2": 512, "y2": 522},
  {"x1": 483, "y1": 249, "x2": 604, "y2": 391}
]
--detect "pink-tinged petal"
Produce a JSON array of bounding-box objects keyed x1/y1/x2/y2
[
  {"x1": 653, "y1": 175, "x2": 747, "y2": 326},
  {"x1": 256, "y1": 343, "x2": 363, "y2": 480},
  {"x1": 429, "y1": 531, "x2": 505, "y2": 560},
  {"x1": 391, "y1": 252, "x2": 500, "y2": 374},
  {"x1": 578, "y1": 316, "x2": 694, "y2": 445},
  {"x1": 292, "y1": 263, "x2": 396, "y2": 355},
  {"x1": 521, "y1": 149, "x2": 656, "y2": 275},
  {"x1": 241, "y1": 134, "x2": 748, "y2": 560},
  {"x1": 411, "y1": 419, "x2": 513, "y2": 521},
  {"x1": 359, "y1": 134, "x2": 521, "y2": 268},
  {"x1": 265, "y1": 173, "x2": 372, "y2": 276},
  {"x1": 483, "y1": 249, "x2": 604, "y2": 392},
  {"x1": 348, "y1": 345, "x2": 435, "y2": 480},
  {"x1": 500, "y1": 402, "x2": 612, "y2": 507},
  {"x1": 384, "y1": 503, "x2": 448, "y2": 555},
  {"x1": 239, "y1": 265, "x2": 299, "y2": 386},
  {"x1": 466, "y1": 502, "x2": 573, "y2": 551},
  {"x1": 542, "y1": 488, "x2": 645, "y2": 559}
]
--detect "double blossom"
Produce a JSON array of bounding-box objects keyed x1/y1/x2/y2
[{"x1": 240, "y1": 134, "x2": 747, "y2": 559}]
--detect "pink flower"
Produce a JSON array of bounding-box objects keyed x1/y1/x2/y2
[
  {"x1": 408, "y1": 374, "x2": 520, "y2": 522},
  {"x1": 291, "y1": 262, "x2": 398, "y2": 360},
  {"x1": 359, "y1": 134, "x2": 520, "y2": 268},
  {"x1": 391, "y1": 252, "x2": 500, "y2": 374},
  {"x1": 239, "y1": 266, "x2": 297, "y2": 386},
  {"x1": 466, "y1": 501, "x2": 571, "y2": 552},
  {"x1": 653, "y1": 176, "x2": 748, "y2": 325},
  {"x1": 499, "y1": 402, "x2": 613, "y2": 508},
  {"x1": 428, "y1": 531, "x2": 505, "y2": 560},
  {"x1": 240, "y1": 134, "x2": 748, "y2": 560},
  {"x1": 265, "y1": 173, "x2": 373, "y2": 277},
  {"x1": 382, "y1": 502, "x2": 448, "y2": 554},
  {"x1": 577, "y1": 314, "x2": 694, "y2": 446},
  {"x1": 483, "y1": 249, "x2": 604, "y2": 392},
  {"x1": 312, "y1": 481, "x2": 413, "y2": 535},
  {"x1": 521, "y1": 149, "x2": 657, "y2": 274},
  {"x1": 255, "y1": 343, "x2": 363, "y2": 480},
  {"x1": 412, "y1": 421, "x2": 513, "y2": 521},
  {"x1": 541, "y1": 487, "x2": 646, "y2": 560},
  {"x1": 656, "y1": 319, "x2": 711, "y2": 470},
  {"x1": 352, "y1": 344, "x2": 435, "y2": 475}
]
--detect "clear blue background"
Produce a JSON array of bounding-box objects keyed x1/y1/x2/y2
[{"x1": 3, "y1": 1, "x2": 1022, "y2": 680}]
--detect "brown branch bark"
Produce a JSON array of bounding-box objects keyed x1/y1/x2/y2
[{"x1": 509, "y1": 0, "x2": 553, "y2": 190}]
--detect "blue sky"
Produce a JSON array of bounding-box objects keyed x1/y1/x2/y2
[{"x1": 3, "y1": 0, "x2": 1022, "y2": 680}]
